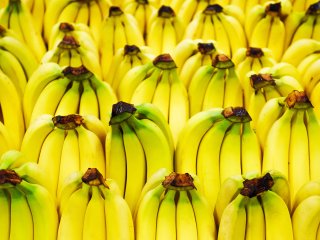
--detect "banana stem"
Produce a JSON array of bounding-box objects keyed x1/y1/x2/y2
[
  {"x1": 240, "y1": 173, "x2": 274, "y2": 198},
  {"x1": 162, "y1": 172, "x2": 196, "y2": 191}
]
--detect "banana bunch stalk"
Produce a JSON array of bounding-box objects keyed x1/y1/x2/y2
[
  {"x1": 257, "y1": 90, "x2": 320, "y2": 204},
  {"x1": 118, "y1": 53, "x2": 189, "y2": 144},
  {"x1": 99, "y1": 6, "x2": 145, "y2": 80},
  {"x1": 184, "y1": 4, "x2": 246, "y2": 57},
  {"x1": 0, "y1": 25, "x2": 39, "y2": 98},
  {"x1": 285, "y1": 1, "x2": 320, "y2": 49},
  {"x1": 146, "y1": 5, "x2": 185, "y2": 55},
  {"x1": 22, "y1": 0, "x2": 47, "y2": 36},
  {"x1": 57, "y1": 168, "x2": 134, "y2": 240},
  {"x1": 23, "y1": 64, "x2": 117, "y2": 127},
  {"x1": 106, "y1": 44, "x2": 155, "y2": 92},
  {"x1": 292, "y1": 179, "x2": 320, "y2": 239},
  {"x1": 246, "y1": 72, "x2": 303, "y2": 128},
  {"x1": 232, "y1": 47, "x2": 277, "y2": 87},
  {"x1": 217, "y1": 171, "x2": 293, "y2": 239},
  {"x1": 0, "y1": 151, "x2": 59, "y2": 240},
  {"x1": 0, "y1": 70, "x2": 25, "y2": 150},
  {"x1": 175, "y1": 106, "x2": 262, "y2": 209},
  {"x1": 172, "y1": 39, "x2": 220, "y2": 88},
  {"x1": 47, "y1": 22, "x2": 97, "y2": 51},
  {"x1": 123, "y1": 0, "x2": 158, "y2": 39},
  {"x1": 42, "y1": 35, "x2": 102, "y2": 79},
  {"x1": 106, "y1": 101, "x2": 174, "y2": 212},
  {"x1": 292, "y1": 0, "x2": 319, "y2": 14},
  {"x1": 246, "y1": 2, "x2": 288, "y2": 61},
  {"x1": 188, "y1": 54, "x2": 244, "y2": 116},
  {"x1": 0, "y1": 0, "x2": 46, "y2": 61},
  {"x1": 20, "y1": 113, "x2": 107, "y2": 197},
  {"x1": 134, "y1": 171, "x2": 217, "y2": 240},
  {"x1": 44, "y1": 0, "x2": 111, "y2": 44}
]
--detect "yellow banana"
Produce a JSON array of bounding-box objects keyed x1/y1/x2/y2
[
  {"x1": 78, "y1": 79, "x2": 99, "y2": 117},
  {"x1": 250, "y1": 14, "x2": 272, "y2": 49},
  {"x1": 292, "y1": 14, "x2": 317, "y2": 44},
  {"x1": 268, "y1": 16, "x2": 285, "y2": 61},
  {"x1": 0, "y1": 189, "x2": 10, "y2": 239},
  {"x1": 55, "y1": 80, "x2": 81, "y2": 116},
  {"x1": 293, "y1": 179, "x2": 320, "y2": 211},
  {"x1": 245, "y1": 196, "x2": 266, "y2": 240},
  {"x1": 152, "y1": 69, "x2": 170, "y2": 120}
]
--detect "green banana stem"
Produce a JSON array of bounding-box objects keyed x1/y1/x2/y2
[
  {"x1": 124, "y1": 44, "x2": 141, "y2": 56},
  {"x1": 52, "y1": 114, "x2": 84, "y2": 130},
  {"x1": 222, "y1": 107, "x2": 252, "y2": 123},
  {"x1": 109, "y1": 6, "x2": 123, "y2": 17},
  {"x1": 285, "y1": 90, "x2": 313, "y2": 109},
  {"x1": 212, "y1": 54, "x2": 235, "y2": 69},
  {"x1": 153, "y1": 53, "x2": 177, "y2": 70},
  {"x1": 162, "y1": 172, "x2": 196, "y2": 191},
  {"x1": 59, "y1": 22, "x2": 75, "y2": 33},
  {"x1": 81, "y1": 168, "x2": 109, "y2": 188},
  {"x1": 240, "y1": 172, "x2": 274, "y2": 198},
  {"x1": 158, "y1": 5, "x2": 175, "y2": 18},
  {"x1": 250, "y1": 73, "x2": 276, "y2": 91},
  {"x1": 109, "y1": 101, "x2": 136, "y2": 125},
  {"x1": 62, "y1": 65, "x2": 93, "y2": 81}
]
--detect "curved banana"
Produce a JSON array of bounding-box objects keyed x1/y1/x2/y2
[
  {"x1": 0, "y1": 189, "x2": 10, "y2": 239},
  {"x1": 245, "y1": 196, "x2": 266, "y2": 240}
]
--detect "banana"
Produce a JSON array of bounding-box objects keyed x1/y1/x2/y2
[
  {"x1": 292, "y1": 13, "x2": 317, "y2": 44},
  {"x1": 55, "y1": 80, "x2": 81, "y2": 116},
  {"x1": 75, "y1": 2, "x2": 89, "y2": 25},
  {"x1": 175, "y1": 108, "x2": 225, "y2": 174},
  {"x1": 250, "y1": 14, "x2": 272, "y2": 50},
  {"x1": 245, "y1": 196, "x2": 266, "y2": 240},
  {"x1": 313, "y1": 13, "x2": 320, "y2": 40},
  {"x1": 29, "y1": 76, "x2": 71, "y2": 125},
  {"x1": 155, "y1": 189, "x2": 176, "y2": 240},
  {"x1": 284, "y1": 11, "x2": 305, "y2": 49},
  {"x1": 79, "y1": 79, "x2": 100, "y2": 117},
  {"x1": 23, "y1": 0, "x2": 46, "y2": 36},
  {"x1": 57, "y1": 183, "x2": 91, "y2": 240},
  {"x1": 293, "y1": 179, "x2": 320, "y2": 211},
  {"x1": 241, "y1": 121, "x2": 262, "y2": 174},
  {"x1": 105, "y1": 124, "x2": 127, "y2": 196},
  {"x1": 87, "y1": 0, "x2": 103, "y2": 45},
  {"x1": 201, "y1": 11, "x2": 215, "y2": 41},
  {"x1": 196, "y1": 117, "x2": 233, "y2": 208},
  {"x1": 0, "y1": 189, "x2": 10, "y2": 239},
  {"x1": 219, "y1": 122, "x2": 242, "y2": 183},
  {"x1": 121, "y1": 11, "x2": 145, "y2": 46},
  {"x1": 120, "y1": 121, "x2": 146, "y2": 213},
  {"x1": 292, "y1": 195, "x2": 320, "y2": 240},
  {"x1": 262, "y1": 107, "x2": 295, "y2": 179},
  {"x1": 162, "y1": 17, "x2": 177, "y2": 54},
  {"x1": 135, "y1": 183, "x2": 165, "y2": 240},
  {"x1": 82, "y1": 185, "x2": 106, "y2": 240},
  {"x1": 245, "y1": 4, "x2": 265, "y2": 40},
  {"x1": 17, "y1": 180, "x2": 59, "y2": 240},
  {"x1": 268, "y1": 169, "x2": 291, "y2": 210},
  {"x1": 8, "y1": 186, "x2": 34, "y2": 240},
  {"x1": 113, "y1": 13, "x2": 127, "y2": 52},
  {"x1": 76, "y1": 124, "x2": 106, "y2": 176},
  {"x1": 289, "y1": 110, "x2": 310, "y2": 204},
  {"x1": 260, "y1": 190, "x2": 293, "y2": 240},
  {"x1": 57, "y1": 129, "x2": 80, "y2": 195},
  {"x1": 268, "y1": 15, "x2": 285, "y2": 61},
  {"x1": 306, "y1": 107, "x2": 320, "y2": 181},
  {"x1": 146, "y1": 11, "x2": 164, "y2": 55},
  {"x1": 176, "y1": 190, "x2": 198, "y2": 240},
  {"x1": 127, "y1": 115, "x2": 173, "y2": 179},
  {"x1": 183, "y1": 11, "x2": 206, "y2": 40},
  {"x1": 217, "y1": 193, "x2": 248, "y2": 240},
  {"x1": 212, "y1": 13, "x2": 231, "y2": 56},
  {"x1": 223, "y1": 66, "x2": 244, "y2": 107}
]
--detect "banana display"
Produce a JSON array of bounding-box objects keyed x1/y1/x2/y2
[{"x1": 2, "y1": 0, "x2": 320, "y2": 239}]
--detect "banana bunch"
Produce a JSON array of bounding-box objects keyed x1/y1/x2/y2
[
  {"x1": 292, "y1": 0, "x2": 319, "y2": 12},
  {"x1": 217, "y1": 171, "x2": 293, "y2": 239},
  {"x1": 184, "y1": 4, "x2": 246, "y2": 57},
  {"x1": 47, "y1": 22, "x2": 97, "y2": 51},
  {"x1": 118, "y1": 53, "x2": 189, "y2": 144},
  {"x1": 106, "y1": 101, "x2": 174, "y2": 212},
  {"x1": 246, "y1": 1, "x2": 289, "y2": 61},
  {"x1": 188, "y1": 54, "x2": 244, "y2": 116},
  {"x1": 291, "y1": 179, "x2": 320, "y2": 239},
  {"x1": 123, "y1": 0, "x2": 158, "y2": 38},
  {"x1": 146, "y1": 5, "x2": 185, "y2": 55},
  {"x1": 168, "y1": 0, "x2": 215, "y2": 26},
  {"x1": 232, "y1": 46, "x2": 277, "y2": 87},
  {"x1": 175, "y1": 106, "x2": 262, "y2": 209},
  {"x1": 245, "y1": 71, "x2": 303, "y2": 128},
  {"x1": 0, "y1": 150, "x2": 59, "y2": 240},
  {"x1": 257, "y1": 90, "x2": 320, "y2": 203},
  {"x1": 0, "y1": 0, "x2": 46, "y2": 61},
  {"x1": 22, "y1": 0, "x2": 47, "y2": 36},
  {"x1": 99, "y1": 6, "x2": 145, "y2": 81},
  {"x1": 23, "y1": 63, "x2": 117, "y2": 127},
  {"x1": 42, "y1": 34, "x2": 102, "y2": 79},
  {"x1": 0, "y1": 25, "x2": 39, "y2": 98},
  {"x1": 106, "y1": 44, "x2": 155, "y2": 92},
  {"x1": 20, "y1": 113, "x2": 107, "y2": 197},
  {"x1": 44, "y1": 0, "x2": 112, "y2": 44},
  {"x1": 172, "y1": 39, "x2": 220, "y2": 87},
  {"x1": 57, "y1": 167, "x2": 134, "y2": 240},
  {"x1": 134, "y1": 170, "x2": 217, "y2": 240},
  {"x1": 285, "y1": 1, "x2": 320, "y2": 49},
  {"x1": 0, "y1": 70, "x2": 25, "y2": 150}
]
